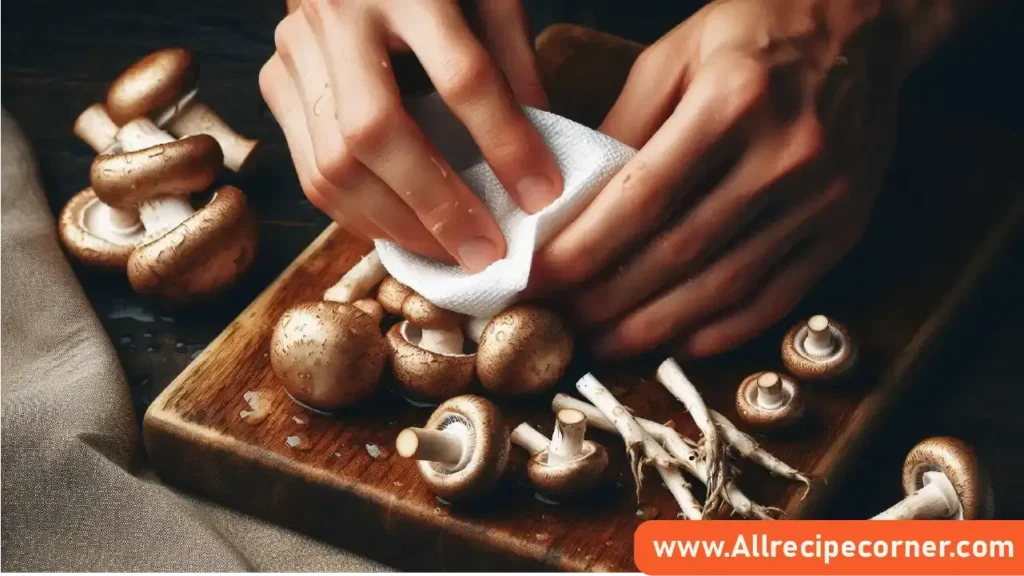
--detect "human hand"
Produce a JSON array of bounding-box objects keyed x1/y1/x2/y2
[
  {"x1": 530, "y1": 0, "x2": 912, "y2": 359},
  {"x1": 260, "y1": 0, "x2": 563, "y2": 272}
]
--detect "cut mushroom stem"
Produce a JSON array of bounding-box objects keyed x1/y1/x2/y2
[
  {"x1": 396, "y1": 427, "x2": 468, "y2": 468},
  {"x1": 164, "y1": 98, "x2": 256, "y2": 173},
  {"x1": 511, "y1": 423, "x2": 550, "y2": 456},
  {"x1": 709, "y1": 409, "x2": 813, "y2": 494},
  {"x1": 552, "y1": 393, "x2": 780, "y2": 520},
  {"x1": 873, "y1": 472, "x2": 960, "y2": 519},
  {"x1": 114, "y1": 118, "x2": 196, "y2": 233},
  {"x1": 549, "y1": 409, "x2": 586, "y2": 467},
  {"x1": 656, "y1": 358, "x2": 729, "y2": 517},
  {"x1": 755, "y1": 373, "x2": 785, "y2": 409},
  {"x1": 576, "y1": 374, "x2": 701, "y2": 518},
  {"x1": 324, "y1": 250, "x2": 388, "y2": 303},
  {"x1": 804, "y1": 314, "x2": 835, "y2": 356}
]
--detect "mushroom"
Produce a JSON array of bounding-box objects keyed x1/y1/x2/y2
[
  {"x1": 105, "y1": 47, "x2": 258, "y2": 172},
  {"x1": 386, "y1": 293, "x2": 474, "y2": 404},
  {"x1": 92, "y1": 118, "x2": 222, "y2": 239},
  {"x1": 323, "y1": 250, "x2": 388, "y2": 304},
  {"x1": 476, "y1": 305, "x2": 574, "y2": 396},
  {"x1": 510, "y1": 410, "x2": 609, "y2": 501},
  {"x1": 463, "y1": 315, "x2": 492, "y2": 345},
  {"x1": 872, "y1": 437, "x2": 993, "y2": 520},
  {"x1": 57, "y1": 186, "x2": 146, "y2": 269},
  {"x1": 375, "y1": 275, "x2": 412, "y2": 316},
  {"x1": 73, "y1": 103, "x2": 120, "y2": 153},
  {"x1": 395, "y1": 395, "x2": 510, "y2": 502},
  {"x1": 734, "y1": 371, "x2": 805, "y2": 430},
  {"x1": 352, "y1": 298, "x2": 384, "y2": 325},
  {"x1": 781, "y1": 314, "x2": 857, "y2": 381},
  {"x1": 126, "y1": 185, "x2": 258, "y2": 300},
  {"x1": 270, "y1": 301, "x2": 387, "y2": 413}
]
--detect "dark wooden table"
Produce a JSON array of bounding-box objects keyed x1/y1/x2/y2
[{"x1": 3, "y1": 0, "x2": 1021, "y2": 528}]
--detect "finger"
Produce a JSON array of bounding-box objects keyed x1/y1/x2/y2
[
  {"x1": 575, "y1": 115, "x2": 826, "y2": 326},
  {"x1": 305, "y1": 3, "x2": 508, "y2": 273},
  {"x1": 474, "y1": 0, "x2": 549, "y2": 109},
  {"x1": 598, "y1": 39, "x2": 691, "y2": 147},
  {"x1": 533, "y1": 52, "x2": 769, "y2": 290},
  {"x1": 590, "y1": 177, "x2": 848, "y2": 360},
  {"x1": 275, "y1": 12, "x2": 451, "y2": 262},
  {"x1": 682, "y1": 239, "x2": 842, "y2": 358},
  {"x1": 259, "y1": 53, "x2": 385, "y2": 242},
  {"x1": 388, "y1": 1, "x2": 564, "y2": 214}
]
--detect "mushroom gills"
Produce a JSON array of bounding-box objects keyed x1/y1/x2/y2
[
  {"x1": 114, "y1": 118, "x2": 197, "y2": 235},
  {"x1": 82, "y1": 193, "x2": 144, "y2": 244},
  {"x1": 872, "y1": 470, "x2": 962, "y2": 520}
]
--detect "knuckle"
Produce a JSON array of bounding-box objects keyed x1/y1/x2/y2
[
  {"x1": 300, "y1": 0, "x2": 334, "y2": 25},
  {"x1": 313, "y1": 147, "x2": 360, "y2": 186},
  {"x1": 273, "y1": 16, "x2": 300, "y2": 56},
  {"x1": 340, "y1": 104, "x2": 399, "y2": 152},
  {"x1": 714, "y1": 55, "x2": 770, "y2": 117},
  {"x1": 657, "y1": 228, "x2": 702, "y2": 271},
  {"x1": 438, "y1": 51, "x2": 495, "y2": 107}
]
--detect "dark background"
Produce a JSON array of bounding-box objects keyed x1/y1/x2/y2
[{"x1": 2, "y1": 0, "x2": 1021, "y2": 526}]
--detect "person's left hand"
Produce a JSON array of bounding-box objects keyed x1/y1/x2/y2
[{"x1": 529, "y1": 0, "x2": 907, "y2": 360}]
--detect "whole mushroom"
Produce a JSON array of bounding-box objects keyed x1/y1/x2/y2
[
  {"x1": 95, "y1": 118, "x2": 257, "y2": 300},
  {"x1": 104, "y1": 47, "x2": 258, "y2": 172},
  {"x1": 510, "y1": 409, "x2": 609, "y2": 502},
  {"x1": 270, "y1": 301, "x2": 387, "y2": 413},
  {"x1": 734, "y1": 371, "x2": 805, "y2": 430},
  {"x1": 386, "y1": 293, "x2": 475, "y2": 405},
  {"x1": 376, "y1": 275, "x2": 413, "y2": 316},
  {"x1": 396, "y1": 395, "x2": 510, "y2": 502},
  {"x1": 872, "y1": 437, "x2": 993, "y2": 520},
  {"x1": 781, "y1": 314, "x2": 857, "y2": 382},
  {"x1": 476, "y1": 305, "x2": 574, "y2": 396}
]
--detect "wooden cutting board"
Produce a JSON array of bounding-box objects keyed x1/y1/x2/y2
[{"x1": 143, "y1": 24, "x2": 1024, "y2": 572}]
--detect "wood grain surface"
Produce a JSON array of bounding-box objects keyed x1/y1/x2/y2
[{"x1": 139, "y1": 24, "x2": 1024, "y2": 572}]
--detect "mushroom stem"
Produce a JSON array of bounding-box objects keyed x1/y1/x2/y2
[
  {"x1": 418, "y1": 327, "x2": 465, "y2": 355},
  {"x1": 463, "y1": 316, "x2": 492, "y2": 344},
  {"x1": 396, "y1": 427, "x2": 467, "y2": 467},
  {"x1": 324, "y1": 250, "x2": 388, "y2": 303},
  {"x1": 511, "y1": 423, "x2": 549, "y2": 457},
  {"x1": 656, "y1": 358, "x2": 729, "y2": 518},
  {"x1": 74, "y1": 103, "x2": 119, "y2": 152},
  {"x1": 548, "y1": 409, "x2": 586, "y2": 466},
  {"x1": 755, "y1": 372, "x2": 785, "y2": 409},
  {"x1": 709, "y1": 409, "x2": 813, "y2": 493},
  {"x1": 804, "y1": 314, "x2": 835, "y2": 356},
  {"x1": 164, "y1": 99, "x2": 258, "y2": 173},
  {"x1": 872, "y1": 471, "x2": 961, "y2": 520},
  {"x1": 576, "y1": 374, "x2": 701, "y2": 519},
  {"x1": 114, "y1": 118, "x2": 197, "y2": 234},
  {"x1": 552, "y1": 393, "x2": 780, "y2": 520}
]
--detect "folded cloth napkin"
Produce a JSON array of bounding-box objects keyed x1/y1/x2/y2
[
  {"x1": 376, "y1": 95, "x2": 636, "y2": 318},
  {"x1": 1, "y1": 109, "x2": 389, "y2": 572}
]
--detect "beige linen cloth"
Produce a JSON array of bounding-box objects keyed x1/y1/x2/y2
[{"x1": 1, "y1": 109, "x2": 390, "y2": 572}]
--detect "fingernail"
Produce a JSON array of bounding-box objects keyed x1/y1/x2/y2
[
  {"x1": 458, "y1": 236, "x2": 500, "y2": 273},
  {"x1": 516, "y1": 175, "x2": 557, "y2": 213}
]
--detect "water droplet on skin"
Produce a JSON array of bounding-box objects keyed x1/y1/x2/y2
[{"x1": 429, "y1": 156, "x2": 448, "y2": 178}]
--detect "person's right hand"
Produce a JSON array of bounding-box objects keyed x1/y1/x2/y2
[{"x1": 260, "y1": 0, "x2": 563, "y2": 272}]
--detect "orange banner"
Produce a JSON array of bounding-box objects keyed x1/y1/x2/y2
[{"x1": 634, "y1": 520, "x2": 1023, "y2": 575}]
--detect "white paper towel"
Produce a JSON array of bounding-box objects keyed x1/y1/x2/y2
[{"x1": 375, "y1": 94, "x2": 636, "y2": 319}]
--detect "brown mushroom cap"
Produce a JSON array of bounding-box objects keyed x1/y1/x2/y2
[
  {"x1": 107, "y1": 48, "x2": 198, "y2": 126},
  {"x1": 401, "y1": 293, "x2": 464, "y2": 329},
  {"x1": 734, "y1": 371, "x2": 804, "y2": 429},
  {"x1": 376, "y1": 275, "x2": 412, "y2": 316},
  {"x1": 528, "y1": 441, "x2": 608, "y2": 500},
  {"x1": 414, "y1": 395, "x2": 510, "y2": 501},
  {"x1": 386, "y1": 322, "x2": 475, "y2": 403},
  {"x1": 352, "y1": 298, "x2": 384, "y2": 325},
  {"x1": 90, "y1": 134, "x2": 222, "y2": 209},
  {"x1": 58, "y1": 188, "x2": 144, "y2": 269},
  {"x1": 476, "y1": 305, "x2": 574, "y2": 396},
  {"x1": 781, "y1": 315, "x2": 857, "y2": 381},
  {"x1": 902, "y1": 436, "x2": 992, "y2": 520},
  {"x1": 126, "y1": 185, "x2": 257, "y2": 300},
  {"x1": 271, "y1": 301, "x2": 386, "y2": 412}
]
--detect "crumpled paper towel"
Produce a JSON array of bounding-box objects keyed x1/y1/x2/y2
[{"x1": 376, "y1": 94, "x2": 636, "y2": 318}]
